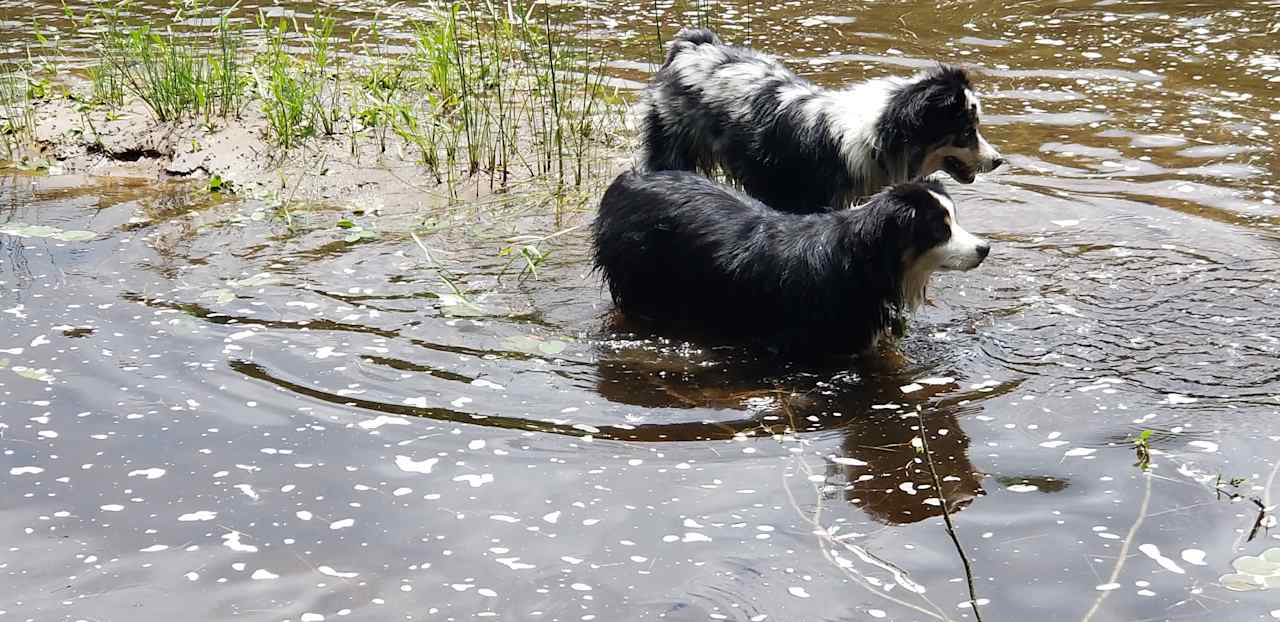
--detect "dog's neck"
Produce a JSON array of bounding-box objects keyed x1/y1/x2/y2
[
  {"x1": 822, "y1": 78, "x2": 910, "y2": 189},
  {"x1": 900, "y1": 258, "x2": 935, "y2": 312}
]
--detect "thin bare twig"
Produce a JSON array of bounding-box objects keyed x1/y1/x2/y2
[
  {"x1": 1080, "y1": 470, "x2": 1154, "y2": 622},
  {"x1": 1263, "y1": 455, "x2": 1280, "y2": 512},
  {"x1": 915, "y1": 406, "x2": 984, "y2": 622}
]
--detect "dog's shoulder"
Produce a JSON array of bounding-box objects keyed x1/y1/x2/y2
[
  {"x1": 661, "y1": 27, "x2": 784, "y2": 73},
  {"x1": 671, "y1": 27, "x2": 722, "y2": 48},
  {"x1": 663, "y1": 27, "x2": 724, "y2": 68}
]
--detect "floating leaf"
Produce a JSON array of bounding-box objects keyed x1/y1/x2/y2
[
  {"x1": 228, "y1": 273, "x2": 278, "y2": 288},
  {"x1": 343, "y1": 229, "x2": 376, "y2": 243},
  {"x1": 538, "y1": 340, "x2": 567, "y2": 355},
  {"x1": 13, "y1": 366, "x2": 55, "y2": 382},
  {"x1": 51, "y1": 230, "x2": 97, "y2": 242},
  {"x1": 1, "y1": 224, "x2": 59, "y2": 238},
  {"x1": 438, "y1": 293, "x2": 467, "y2": 307},
  {"x1": 437, "y1": 293, "x2": 486, "y2": 317},
  {"x1": 502, "y1": 335, "x2": 539, "y2": 354},
  {"x1": 202, "y1": 289, "x2": 237, "y2": 305},
  {"x1": 1, "y1": 223, "x2": 98, "y2": 241},
  {"x1": 503, "y1": 334, "x2": 569, "y2": 356}
]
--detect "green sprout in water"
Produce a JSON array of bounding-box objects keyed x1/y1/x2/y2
[
  {"x1": 499, "y1": 243, "x2": 548, "y2": 280},
  {"x1": 1133, "y1": 429, "x2": 1153, "y2": 471},
  {"x1": 497, "y1": 226, "x2": 578, "y2": 282},
  {"x1": 335, "y1": 218, "x2": 375, "y2": 243}
]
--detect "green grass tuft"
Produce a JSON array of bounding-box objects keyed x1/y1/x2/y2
[
  {"x1": 91, "y1": 0, "x2": 244, "y2": 123},
  {"x1": 0, "y1": 63, "x2": 37, "y2": 161}
]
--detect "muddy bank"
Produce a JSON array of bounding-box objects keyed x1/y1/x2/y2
[{"x1": 17, "y1": 76, "x2": 634, "y2": 212}]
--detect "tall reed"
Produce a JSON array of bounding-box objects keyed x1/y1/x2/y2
[{"x1": 398, "y1": 1, "x2": 621, "y2": 190}]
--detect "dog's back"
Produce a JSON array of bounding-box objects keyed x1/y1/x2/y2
[{"x1": 637, "y1": 30, "x2": 863, "y2": 214}]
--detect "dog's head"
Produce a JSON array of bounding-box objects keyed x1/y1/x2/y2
[
  {"x1": 887, "y1": 181, "x2": 989, "y2": 307},
  {"x1": 905, "y1": 181, "x2": 989, "y2": 270},
  {"x1": 882, "y1": 65, "x2": 1004, "y2": 184}
]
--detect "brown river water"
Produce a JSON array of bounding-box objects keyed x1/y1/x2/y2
[{"x1": 3, "y1": 1, "x2": 1280, "y2": 620}]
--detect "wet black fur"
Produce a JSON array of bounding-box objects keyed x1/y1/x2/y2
[
  {"x1": 591, "y1": 170, "x2": 953, "y2": 355},
  {"x1": 639, "y1": 28, "x2": 975, "y2": 213}
]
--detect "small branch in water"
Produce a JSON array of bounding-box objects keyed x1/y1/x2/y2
[
  {"x1": 1079, "y1": 468, "x2": 1153, "y2": 622},
  {"x1": 1211, "y1": 462, "x2": 1278, "y2": 551},
  {"x1": 1262, "y1": 456, "x2": 1280, "y2": 529},
  {"x1": 914, "y1": 406, "x2": 984, "y2": 622},
  {"x1": 410, "y1": 231, "x2": 471, "y2": 305},
  {"x1": 1246, "y1": 497, "x2": 1272, "y2": 543}
]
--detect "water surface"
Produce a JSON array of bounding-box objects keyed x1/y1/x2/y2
[{"x1": 3, "y1": 1, "x2": 1280, "y2": 621}]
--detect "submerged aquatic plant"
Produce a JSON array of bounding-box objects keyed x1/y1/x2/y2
[{"x1": 497, "y1": 226, "x2": 577, "y2": 281}]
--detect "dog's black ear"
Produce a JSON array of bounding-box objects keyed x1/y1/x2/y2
[
  {"x1": 871, "y1": 189, "x2": 918, "y2": 245},
  {"x1": 920, "y1": 177, "x2": 949, "y2": 197},
  {"x1": 934, "y1": 63, "x2": 970, "y2": 84},
  {"x1": 887, "y1": 182, "x2": 946, "y2": 238},
  {"x1": 879, "y1": 68, "x2": 971, "y2": 153},
  {"x1": 898, "y1": 80, "x2": 962, "y2": 130}
]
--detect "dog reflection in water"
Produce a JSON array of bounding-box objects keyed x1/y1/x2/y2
[
  {"x1": 592, "y1": 345, "x2": 988, "y2": 524},
  {"x1": 830, "y1": 407, "x2": 984, "y2": 524}
]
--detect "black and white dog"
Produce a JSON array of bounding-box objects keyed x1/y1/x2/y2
[
  {"x1": 592, "y1": 170, "x2": 990, "y2": 356},
  {"x1": 636, "y1": 28, "x2": 1004, "y2": 213}
]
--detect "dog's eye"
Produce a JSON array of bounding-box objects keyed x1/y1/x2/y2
[{"x1": 933, "y1": 218, "x2": 950, "y2": 240}]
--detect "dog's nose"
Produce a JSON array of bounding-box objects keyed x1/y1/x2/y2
[
  {"x1": 991, "y1": 157, "x2": 1006, "y2": 170},
  {"x1": 976, "y1": 243, "x2": 991, "y2": 260}
]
